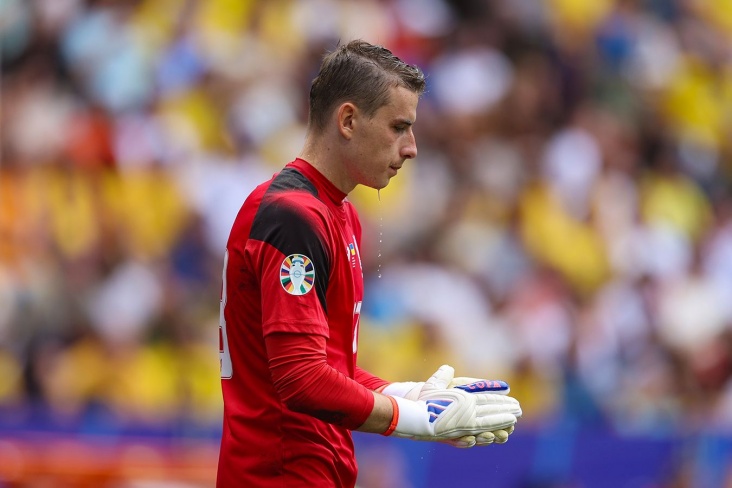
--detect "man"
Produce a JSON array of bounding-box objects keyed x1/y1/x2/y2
[{"x1": 216, "y1": 40, "x2": 522, "y2": 487}]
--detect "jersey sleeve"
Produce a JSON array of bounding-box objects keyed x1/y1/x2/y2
[
  {"x1": 354, "y1": 367, "x2": 389, "y2": 391},
  {"x1": 250, "y1": 195, "x2": 332, "y2": 337},
  {"x1": 265, "y1": 332, "x2": 375, "y2": 429}
]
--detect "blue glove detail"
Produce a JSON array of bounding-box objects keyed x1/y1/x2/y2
[
  {"x1": 426, "y1": 399, "x2": 453, "y2": 423},
  {"x1": 453, "y1": 380, "x2": 509, "y2": 394}
]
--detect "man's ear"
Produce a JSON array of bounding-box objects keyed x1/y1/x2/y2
[{"x1": 337, "y1": 102, "x2": 357, "y2": 140}]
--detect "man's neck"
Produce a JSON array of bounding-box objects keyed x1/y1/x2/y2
[{"x1": 298, "y1": 138, "x2": 354, "y2": 194}]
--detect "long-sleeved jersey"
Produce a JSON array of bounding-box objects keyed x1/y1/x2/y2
[{"x1": 217, "y1": 158, "x2": 387, "y2": 487}]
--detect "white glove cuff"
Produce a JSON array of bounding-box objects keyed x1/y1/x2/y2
[{"x1": 392, "y1": 396, "x2": 433, "y2": 437}]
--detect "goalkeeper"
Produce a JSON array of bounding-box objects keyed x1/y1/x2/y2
[{"x1": 216, "y1": 39, "x2": 522, "y2": 488}]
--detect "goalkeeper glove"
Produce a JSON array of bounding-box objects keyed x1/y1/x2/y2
[
  {"x1": 381, "y1": 368, "x2": 518, "y2": 447},
  {"x1": 450, "y1": 377, "x2": 515, "y2": 445},
  {"x1": 381, "y1": 365, "x2": 521, "y2": 446}
]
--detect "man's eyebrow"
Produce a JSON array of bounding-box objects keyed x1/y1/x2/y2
[{"x1": 394, "y1": 118, "x2": 414, "y2": 126}]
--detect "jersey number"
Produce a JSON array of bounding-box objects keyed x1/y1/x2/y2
[
  {"x1": 219, "y1": 249, "x2": 233, "y2": 379},
  {"x1": 352, "y1": 300, "x2": 362, "y2": 354}
]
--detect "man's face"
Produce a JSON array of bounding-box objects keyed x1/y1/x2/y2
[{"x1": 347, "y1": 85, "x2": 419, "y2": 190}]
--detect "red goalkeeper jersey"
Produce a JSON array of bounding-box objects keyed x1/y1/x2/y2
[{"x1": 217, "y1": 159, "x2": 387, "y2": 487}]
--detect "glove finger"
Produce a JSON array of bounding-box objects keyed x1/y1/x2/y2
[
  {"x1": 474, "y1": 413, "x2": 517, "y2": 432},
  {"x1": 442, "y1": 435, "x2": 477, "y2": 448},
  {"x1": 473, "y1": 393, "x2": 520, "y2": 406},
  {"x1": 448, "y1": 377, "x2": 482, "y2": 388},
  {"x1": 474, "y1": 402, "x2": 522, "y2": 419},
  {"x1": 476, "y1": 425, "x2": 515, "y2": 446},
  {"x1": 424, "y1": 365, "x2": 455, "y2": 390},
  {"x1": 493, "y1": 429, "x2": 510, "y2": 444},
  {"x1": 474, "y1": 431, "x2": 495, "y2": 446},
  {"x1": 474, "y1": 394, "x2": 522, "y2": 418}
]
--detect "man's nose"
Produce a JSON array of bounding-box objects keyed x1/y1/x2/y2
[{"x1": 402, "y1": 131, "x2": 417, "y2": 159}]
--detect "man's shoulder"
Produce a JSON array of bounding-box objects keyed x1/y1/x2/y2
[
  {"x1": 241, "y1": 170, "x2": 319, "y2": 213},
  {"x1": 262, "y1": 171, "x2": 333, "y2": 222},
  {"x1": 269, "y1": 167, "x2": 318, "y2": 197}
]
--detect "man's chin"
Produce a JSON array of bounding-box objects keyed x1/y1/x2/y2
[{"x1": 363, "y1": 178, "x2": 391, "y2": 191}]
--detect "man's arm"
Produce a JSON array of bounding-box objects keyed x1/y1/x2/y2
[
  {"x1": 266, "y1": 332, "x2": 521, "y2": 443},
  {"x1": 265, "y1": 331, "x2": 387, "y2": 430},
  {"x1": 354, "y1": 366, "x2": 389, "y2": 392},
  {"x1": 357, "y1": 392, "x2": 394, "y2": 433}
]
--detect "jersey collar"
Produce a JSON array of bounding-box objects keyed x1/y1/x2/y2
[{"x1": 290, "y1": 158, "x2": 348, "y2": 206}]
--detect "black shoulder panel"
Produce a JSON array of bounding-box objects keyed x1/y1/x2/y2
[
  {"x1": 250, "y1": 170, "x2": 329, "y2": 313},
  {"x1": 269, "y1": 167, "x2": 318, "y2": 197}
]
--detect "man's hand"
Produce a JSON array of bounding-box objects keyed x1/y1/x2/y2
[
  {"x1": 448, "y1": 378, "x2": 515, "y2": 445},
  {"x1": 382, "y1": 365, "x2": 521, "y2": 447}
]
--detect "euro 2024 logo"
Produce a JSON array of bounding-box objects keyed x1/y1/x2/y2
[{"x1": 280, "y1": 254, "x2": 315, "y2": 295}]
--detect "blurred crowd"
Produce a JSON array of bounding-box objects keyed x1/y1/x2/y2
[{"x1": 1, "y1": 0, "x2": 732, "y2": 458}]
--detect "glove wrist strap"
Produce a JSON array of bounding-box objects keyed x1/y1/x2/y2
[{"x1": 391, "y1": 396, "x2": 433, "y2": 437}]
